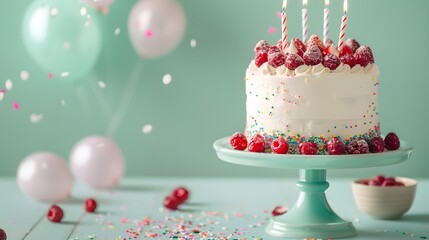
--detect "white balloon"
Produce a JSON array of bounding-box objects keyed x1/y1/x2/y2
[
  {"x1": 70, "y1": 136, "x2": 124, "y2": 189},
  {"x1": 128, "y1": 0, "x2": 186, "y2": 58},
  {"x1": 17, "y1": 152, "x2": 72, "y2": 202},
  {"x1": 81, "y1": 0, "x2": 113, "y2": 9}
]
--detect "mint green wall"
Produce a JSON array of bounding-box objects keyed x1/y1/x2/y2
[{"x1": 1, "y1": 0, "x2": 428, "y2": 178}]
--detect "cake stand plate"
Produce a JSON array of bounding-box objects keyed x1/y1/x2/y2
[{"x1": 213, "y1": 137, "x2": 413, "y2": 239}]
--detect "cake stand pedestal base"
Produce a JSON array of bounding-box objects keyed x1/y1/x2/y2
[{"x1": 266, "y1": 169, "x2": 356, "y2": 239}]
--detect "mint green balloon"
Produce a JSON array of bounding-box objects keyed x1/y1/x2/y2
[{"x1": 22, "y1": 0, "x2": 101, "y2": 80}]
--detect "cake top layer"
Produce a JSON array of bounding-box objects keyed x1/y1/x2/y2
[{"x1": 252, "y1": 35, "x2": 375, "y2": 73}]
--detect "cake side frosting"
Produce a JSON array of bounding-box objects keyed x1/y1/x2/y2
[{"x1": 245, "y1": 61, "x2": 380, "y2": 144}]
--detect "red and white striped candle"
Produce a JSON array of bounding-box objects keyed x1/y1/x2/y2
[
  {"x1": 338, "y1": 0, "x2": 348, "y2": 51},
  {"x1": 302, "y1": 0, "x2": 308, "y2": 43},
  {"x1": 324, "y1": 0, "x2": 330, "y2": 45},
  {"x1": 281, "y1": 0, "x2": 288, "y2": 51}
]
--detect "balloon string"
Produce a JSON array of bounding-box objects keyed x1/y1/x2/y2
[
  {"x1": 106, "y1": 60, "x2": 143, "y2": 138},
  {"x1": 20, "y1": 213, "x2": 44, "y2": 240}
]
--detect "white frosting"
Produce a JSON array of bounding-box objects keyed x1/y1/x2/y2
[
  {"x1": 285, "y1": 42, "x2": 298, "y2": 54},
  {"x1": 245, "y1": 67, "x2": 380, "y2": 139},
  {"x1": 247, "y1": 61, "x2": 379, "y2": 77},
  {"x1": 328, "y1": 45, "x2": 340, "y2": 57}
]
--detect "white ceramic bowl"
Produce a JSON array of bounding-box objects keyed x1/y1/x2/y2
[{"x1": 352, "y1": 177, "x2": 417, "y2": 220}]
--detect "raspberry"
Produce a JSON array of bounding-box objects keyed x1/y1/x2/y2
[
  {"x1": 382, "y1": 177, "x2": 396, "y2": 187},
  {"x1": 369, "y1": 137, "x2": 385, "y2": 153},
  {"x1": 303, "y1": 45, "x2": 323, "y2": 66},
  {"x1": 354, "y1": 51, "x2": 370, "y2": 67},
  {"x1": 293, "y1": 38, "x2": 306, "y2": 53},
  {"x1": 172, "y1": 187, "x2": 189, "y2": 204},
  {"x1": 344, "y1": 38, "x2": 360, "y2": 53},
  {"x1": 254, "y1": 40, "x2": 270, "y2": 54},
  {"x1": 323, "y1": 54, "x2": 341, "y2": 70},
  {"x1": 296, "y1": 48, "x2": 304, "y2": 57},
  {"x1": 285, "y1": 53, "x2": 305, "y2": 70},
  {"x1": 306, "y1": 35, "x2": 325, "y2": 51},
  {"x1": 230, "y1": 132, "x2": 248, "y2": 151},
  {"x1": 346, "y1": 139, "x2": 369, "y2": 154},
  {"x1": 355, "y1": 45, "x2": 374, "y2": 63},
  {"x1": 299, "y1": 142, "x2": 318, "y2": 155},
  {"x1": 368, "y1": 179, "x2": 381, "y2": 186},
  {"x1": 272, "y1": 205, "x2": 287, "y2": 216},
  {"x1": 374, "y1": 175, "x2": 386, "y2": 184},
  {"x1": 164, "y1": 195, "x2": 180, "y2": 210},
  {"x1": 254, "y1": 52, "x2": 268, "y2": 67},
  {"x1": 326, "y1": 137, "x2": 345, "y2": 155},
  {"x1": 340, "y1": 54, "x2": 357, "y2": 68},
  {"x1": 248, "y1": 134, "x2": 266, "y2": 153},
  {"x1": 85, "y1": 198, "x2": 97, "y2": 213},
  {"x1": 271, "y1": 137, "x2": 289, "y2": 154},
  {"x1": 0, "y1": 229, "x2": 6, "y2": 240},
  {"x1": 47, "y1": 205, "x2": 64, "y2": 223},
  {"x1": 384, "y1": 132, "x2": 400, "y2": 150},
  {"x1": 339, "y1": 45, "x2": 353, "y2": 57},
  {"x1": 251, "y1": 134, "x2": 264, "y2": 142},
  {"x1": 268, "y1": 50, "x2": 286, "y2": 68}
]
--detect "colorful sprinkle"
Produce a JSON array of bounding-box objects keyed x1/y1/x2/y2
[
  {"x1": 162, "y1": 74, "x2": 172, "y2": 85},
  {"x1": 12, "y1": 101, "x2": 20, "y2": 110},
  {"x1": 30, "y1": 113, "x2": 43, "y2": 123},
  {"x1": 20, "y1": 71, "x2": 29, "y2": 81},
  {"x1": 114, "y1": 28, "x2": 121, "y2": 36},
  {"x1": 268, "y1": 27, "x2": 277, "y2": 34},
  {"x1": 5, "y1": 79, "x2": 12, "y2": 90},
  {"x1": 190, "y1": 39, "x2": 197, "y2": 48},
  {"x1": 142, "y1": 124, "x2": 153, "y2": 134}
]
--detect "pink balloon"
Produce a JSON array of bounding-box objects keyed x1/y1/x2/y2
[
  {"x1": 17, "y1": 152, "x2": 73, "y2": 202},
  {"x1": 70, "y1": 136, "x2": 124, "y2": 189},
  {"x1": 128, "y1": 0, "x2": 186, "y2": 58},
  {"x1": 81, "y1": 0, "x2": 113, "y2": 9}
]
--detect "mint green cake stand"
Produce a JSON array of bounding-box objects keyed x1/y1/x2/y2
[{"x1": 213, "y1": 137, "x2": 413, "y2": 239}]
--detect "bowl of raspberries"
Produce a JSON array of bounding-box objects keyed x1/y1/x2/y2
[{"x1": 352, "y1": 174, "x2": 417, "y2": 220}]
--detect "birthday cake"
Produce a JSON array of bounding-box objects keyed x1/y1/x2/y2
[{"x1": 229, "y1": 35, "x2": 395, "y2": 155}]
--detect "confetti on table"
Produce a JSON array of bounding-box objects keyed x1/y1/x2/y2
[
  {"x1": 30, "y1": 114, "x2": 43, "y2": 123},
  {"x1": 12, "y1": 101, "x2": 20, "y2": 110},
  {"x1": 5, "y1": 79, "x2": 12, "y2": 90},
  {"x1": 61, "y1": 99, "x2": 66, "y2": 106},
  {"x1": 20, "y1": 71, "x2": 29, "y2": 81},
  {"x1": 190, "y1": 39, "x2": 197, "y2": 48},
  {"x1": 98, "y1": 80, "x2": 106, "y2": 89},
  {"x1": 142, "y1": 124, "x2": 153, "y2": 134},
  {"x1": 50, "y1": 7, "x2": 58, "y2": 17},
  {"x1": 162, "y1": 74, "x2": 172, "y2": 85},
  {"x1": 0, "y1": 92, "x2": 4, "y2": 102},
  {"x1": 48, "y1": 73, "x2": 53, "y2": 79},
  {"x1": 276, "y1": 11, "x2": 282, "y2": 18},
  {"x1": 120, "y1": 217, "x2": 131, "y2": 223},
  {"x1": 268, "y1": 27, "x2": 277, "y2": 34},
  {"x1": 114, "y1": 28, "x2": 121, "y2": 36},
  {"x1": 61, "y1": 72, "x2": 69, "y2": 78}
]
